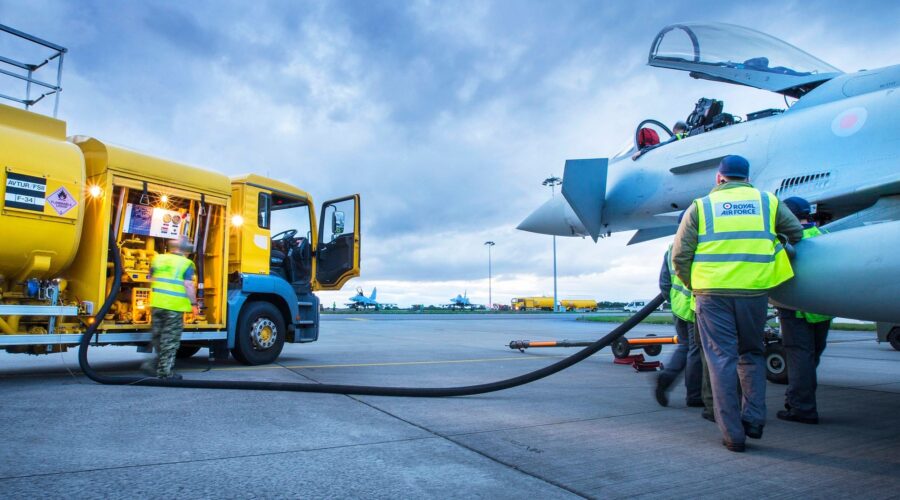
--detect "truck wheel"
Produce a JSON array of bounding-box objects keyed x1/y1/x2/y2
[
  {"x1": 232, "y1": 301, "x2": 286, "y2": 365},
  {"x1": 765, "y1": 343, "x2": 788, "y2": 384},
  {"x1": 888, "y1": 328, "x2": 900, "y2": 351},
  {"x1": 176, "y1": 345, "x2": 202, "y2": 359},
  {"x1": 612, "y1": 337, "x2": 631, "y2": 359},
  {"x1": 644, "y1": 345, "x2": 662, "y2": 357}
]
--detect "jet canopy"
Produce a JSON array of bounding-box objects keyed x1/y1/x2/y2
[{"x1": 648, "y1": 22, "x2": 842, "y2": 97}]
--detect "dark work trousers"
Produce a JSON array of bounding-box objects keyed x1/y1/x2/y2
[
  {"x1": 695, "y1": 294, "x2": 768, "y2": 445},
  {"x1": 659, "y1": 317, "x2": 703, "y2": 404},
  {"x1": 777, "y1": 308, "x2": 830, "y2": 418},
  {"x1": 695, "y1": 325, "x2": 714, "y2": 413}
]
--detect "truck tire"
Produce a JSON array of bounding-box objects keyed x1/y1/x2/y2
[
  {"x1": 232, "y1": 301, "x2": 286, "y2": 366},
  {"x1": 176, "y1": 345, "x2": 202, "y2": 359},
  {"x1": 889, "y1": 328, "x2": 900, "y2": 351},
  {"x1": 765, "y1": 342, "x2": 788, "y2": 385}
]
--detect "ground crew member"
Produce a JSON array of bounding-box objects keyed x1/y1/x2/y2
[
  {"x1": 148, "y1": 236, "x2": 198, "y2": 380},
  {"x1": 776, "y1": 197, "x2": 831, "y2": 425},
  {"x1": 655, "y1": 214, "x2": 702, "y2": 408},
  {"x1": 672, "y1": 155, "x2": 803, "y2": 452}
]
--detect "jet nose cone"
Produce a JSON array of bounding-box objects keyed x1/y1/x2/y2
[{"x1": 517, "y1": 197, "x2": 587, "y2": 237}]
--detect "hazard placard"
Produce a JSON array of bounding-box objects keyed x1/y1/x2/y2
[{"x1": 46, "y1": 186, "x2": 78, "y2": 216}]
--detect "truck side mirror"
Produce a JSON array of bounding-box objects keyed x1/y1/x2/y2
[{"x1": 332, "y1": 211, "x2": 345, "y2": 235}]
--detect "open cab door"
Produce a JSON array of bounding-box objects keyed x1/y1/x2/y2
[{"x1": 313, "y1": 195, "x2": 360, "y2": 290}]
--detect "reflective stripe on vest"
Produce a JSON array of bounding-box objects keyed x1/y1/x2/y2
[
  {"x1": 795, "y1": 225, "x2": 833, "y2": 323},
  {"x1": 150, "y1": 253, "x2": 194, "y2": 312},
  {"x1": 690, "y1": 186, "x2": 794, "y2": 291},
  {"x1": 667, "y1": 245, "x2": 694, "y2": 322}
]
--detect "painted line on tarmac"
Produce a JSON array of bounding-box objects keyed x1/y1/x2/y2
[
  {"x1": 0, "y1": 354, "x2": 568, "y2": 379},
  {"x1": 201, "y1": 355, "x2": 567, "y2": 373}
]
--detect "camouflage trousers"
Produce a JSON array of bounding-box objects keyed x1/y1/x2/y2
[{"x1": 151, "y1": 308, "x2": 184, "y2": 377}]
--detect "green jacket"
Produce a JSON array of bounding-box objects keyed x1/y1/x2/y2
[{"x1": 671, "y1": 181, "x2": 804, "y2": 296}]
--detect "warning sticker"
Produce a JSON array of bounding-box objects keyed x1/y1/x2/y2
[
  {"x1": 4, "y1": 171, "x2": 46, "y2": 212},
  {"x1": 46, "y1": 186, "x2": 78, "y2": 216}
]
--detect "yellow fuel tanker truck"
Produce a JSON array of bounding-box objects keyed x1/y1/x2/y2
[{"x1": 0, "y1": 26, "x2": 361, "y2": 365}]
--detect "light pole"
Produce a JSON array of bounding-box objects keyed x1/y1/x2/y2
[
  {"x1": 484, "y1": 241, "x2": 495, "y2": 310},
  {"x1": 542, "y1": 176, "x2": 562, "y2": 312}
]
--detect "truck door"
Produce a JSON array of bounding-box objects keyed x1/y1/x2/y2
[{"x1": 314, "y1": 195, "x2": 360, "y2": 290}]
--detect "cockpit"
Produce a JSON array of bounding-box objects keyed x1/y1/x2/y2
[
  {"x1": 619, "y1": 23, "x2": 845, "y2": 161},
  {"x1": 648, "y1": 22, "x2": 842, "y2": 97}
]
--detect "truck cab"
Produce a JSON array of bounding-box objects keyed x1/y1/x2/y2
[{"x1": 224, "y1": 175, "x2": 360, "y2": 364}]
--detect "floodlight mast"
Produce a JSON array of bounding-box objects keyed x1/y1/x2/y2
[
  {"x1": 484, "y1": 241, "x2": 495, "y2": 310},
  {"x1": 542, "y1": 176, "x2": 561, "y2": 312}
]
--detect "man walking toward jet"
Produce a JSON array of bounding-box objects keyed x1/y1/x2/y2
[
  {"x1": 654, "y1": 212, "x2": 703, "y2": 408},
  {"x1": 671, "y1": 155, "x2": 802, "y2": 452}
]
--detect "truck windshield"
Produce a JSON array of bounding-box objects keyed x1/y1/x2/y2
[{"x1": 271, "y1": 200, "x2": 311, "y2": 240}]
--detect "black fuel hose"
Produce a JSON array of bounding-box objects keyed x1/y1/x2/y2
[{"x1": 79, "y1": 224, "x2": 665, "y2": 396}]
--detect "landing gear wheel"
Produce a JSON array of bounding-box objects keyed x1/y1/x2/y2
[
  {"x1": 765, "y1": 342, "x2": 788, "y2": 384},
  {"x1": 232, "y1": 301, "x2": 286, "y2": 366},
  {"x1": 612, "y1": 337, "x2": 631, "y2": 359},
  {"x1": 888, "y1": 329, "x2": 900, "y2": 351},
  {"x1": 176, "y1": 345, "x2": 202, "y2": 359}
]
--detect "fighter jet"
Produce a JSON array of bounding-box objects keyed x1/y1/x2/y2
[
  {"x1": 518, "y1": 22, "x2": 900, "y2": 332},
  {"x1": 346, "y1": 287, "x2": 381, "y2": 310},
  {"x1": 448, "y1": 291, "x2": 479, "y2": 310}
]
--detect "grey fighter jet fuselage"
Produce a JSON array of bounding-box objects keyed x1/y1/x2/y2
[{"x1": 518, "y1": 23, "x2": 900, "y2": 326}]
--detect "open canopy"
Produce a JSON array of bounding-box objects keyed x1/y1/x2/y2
[{"x1": 648, "y1": 23, "x2": 842, "y2": 97}]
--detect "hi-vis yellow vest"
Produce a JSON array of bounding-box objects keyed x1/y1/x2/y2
[
  {"x1": 150, "y1": 253, "x2": 194, "y2": 312},
  {"x1": 667, "y1": 244, "x2": 694, "y2": 322},
  {"x1": 796, "y1": 226, "x2": 832, "y2": 324},
  {"x1": 691, "y1": 186, "x2": 794, "y2": 291}
]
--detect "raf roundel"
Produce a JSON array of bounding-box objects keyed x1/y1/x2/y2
[{"x1": 831, "y1": 107, "x2": 868, "y2": 137}]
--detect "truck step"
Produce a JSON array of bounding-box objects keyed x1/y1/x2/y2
[
  {"x1": 297, "y1": 301, "x2": 314, "y2": 307},
  {"x1": 295, "y1": 320, "x2": 315, "y2": 326}
]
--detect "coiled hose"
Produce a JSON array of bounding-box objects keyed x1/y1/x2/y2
[{"x1": 79, "y1": 225, "x2": 665, "y2": 397}]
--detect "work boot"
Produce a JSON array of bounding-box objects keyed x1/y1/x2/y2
[
  {"x1": 777, "y1": 410, "x2": 819, "y2": 425},
  {"x1": 686, "y1": 399, "x2": 705, "y2": 408},
  {"x1": 742, "y1": 421, "x2": 764, "y2": 439},
  {"x1": 722, "y1": 440, "x2": 745, "y2": 453},
  {"x1": 654, "y1": 374, "x2": 670, "y2": 407},
  {"x1": 158, "y1": 373, "x2": 183, "y2": 381},
  {"x1": 702, "y1": 409, "x2": 716, "y2": 423}
]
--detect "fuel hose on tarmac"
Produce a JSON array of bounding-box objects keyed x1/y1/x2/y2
[{"x1": 79, "y1": 226, "x2": 665, "y2": 397}]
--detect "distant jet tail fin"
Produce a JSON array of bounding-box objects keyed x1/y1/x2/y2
[
  {"x1": 370, "y1": 288, "x2": 377, "y2": 300},
  {"x1": 561, "y1": 158, "x2": 608, "y2": 242}
]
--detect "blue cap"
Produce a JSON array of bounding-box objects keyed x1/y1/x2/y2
[
  {"x1": 783, "y1": 197, "x2": 811, "y2": 219},
  {"x1": 718, "y1": 155, "x2": 750, "y2": 179}
]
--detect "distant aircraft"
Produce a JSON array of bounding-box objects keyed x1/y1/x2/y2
[
  {"x1": 448, "y1": 291, "x2": 479, "y2": 310},
  {"x1": 517, "y1": 22, "x2": 900, "y2": 333},
  {"x1": 346, "y1": 287, "x2": 381, "y2": 310}
]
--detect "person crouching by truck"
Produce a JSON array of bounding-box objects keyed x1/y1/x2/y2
[
  {"x1": 145, "y1": 236, "x2": 199, "y2": 380},
  {"x1": 654, "y1": 213, "x2": 703, "y2": 409},
  {"x1": 776, "y1": 197, "x2": 832, "y2": 425}
]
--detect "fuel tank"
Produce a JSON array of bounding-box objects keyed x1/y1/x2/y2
[
  {"x1": 770, "y1": 221, "x2": 900, "y2": 323},
  {"x1": 0, "y1": 104, "x2": 85, "y2": 284}
]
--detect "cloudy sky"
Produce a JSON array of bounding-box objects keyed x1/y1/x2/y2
[{"x1": 2, "y1": 0, "x2": 898, "y2": 307}]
